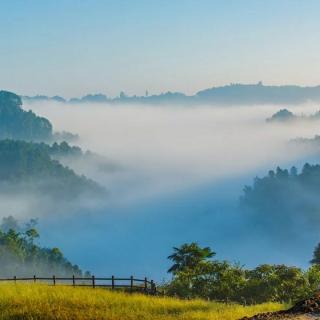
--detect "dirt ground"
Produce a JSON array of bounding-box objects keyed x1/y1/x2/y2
[
  {"x1": 240, "y1": 293, "x2": 320, "y2": 320},
  {"x1": 240, "y1": 313, "x2": 320, "y2": 319}
]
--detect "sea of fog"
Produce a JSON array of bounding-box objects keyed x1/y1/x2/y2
[{"x1": 17, "y1": 102, "x2": 320, "y2": 279}]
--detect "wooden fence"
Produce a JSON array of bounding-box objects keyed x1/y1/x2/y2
[{"x1": 0, "y1": 276, "x2": 159, "y2": 295}]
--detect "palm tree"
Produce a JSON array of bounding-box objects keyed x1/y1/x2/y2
[{"x1": 167, "y1": 242, "x2": 215, "y2": 274}]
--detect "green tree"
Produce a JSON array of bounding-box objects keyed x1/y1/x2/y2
[
  {"x1": 306, "y1": 264, "x2": 320, "y2": 294},
  {"x1": 0, "y1": 217, "x2": 84, "y2": 277},
  {"x1": 167, "y1": 242, "x2": 215, "y2": 274},
  {"x1": 164, "y1": 244, "x2": 314, "y2": 304},
  {"x1": 310, "y1": 243, "x2": 320, "y2": 265}
]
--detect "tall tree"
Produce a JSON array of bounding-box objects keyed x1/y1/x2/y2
[
  {"x1": 310, "y1": 243, "x2": 320, "y2": 265},
  {"x1": 167, "y1": 242, "x2": 215, "y2": 274}
]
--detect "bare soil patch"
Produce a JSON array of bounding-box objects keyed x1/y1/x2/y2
[{"x1": 240, "y1": 293, "x2": 320, "y2": 320}]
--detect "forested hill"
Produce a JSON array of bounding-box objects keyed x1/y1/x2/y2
[
  {"x1": 0, "y1": 91, "x2": 53, "y2": 141},
  {"x1": 267, "y1": 109, "x2": 320, "y2": 123},
  {"x1": 0, "y1": 216, "x2": 87, "y2": 277},
  {"x1": 0, "y1": 140, "x2": 105, "y2": 199},
  {"x1": 34, "y1": 141, "x2": 83, "y2": 159},
  {"x1": 240, "y1": 164, "x2": 320, "y2": 222}
]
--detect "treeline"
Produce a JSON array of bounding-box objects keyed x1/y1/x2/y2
[
  {"x1": 266, "y1": 108, "x2": 320, "y2": 123},
  {"x1": 240, "y1": 164, "x2": 320, "y2": 223},
  {"x1": 0, "y1": 139, "x2": 105, "y2": 198},
  {"x1": 0, "y1": 90, "x2": 78, "y2": 144},
  {"x1": 164, "y1": 243, "x2": 320, "y2": 304},
  {"x1": 0, "y1": 216, "x2": 87, "y2": 277},
  {"x1": 0, "y1": 91, "x2": 52, "y2": 141},
  {"x1": 31, "y1": 141, "x2": 83, "y2": 159},
  {"x1": 0, "y1": 90, "x2": 107, "y2": 199}
]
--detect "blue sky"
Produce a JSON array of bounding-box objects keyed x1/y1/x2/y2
[{"x1": 1, "y1": 0, "x2": 320, "y2": 97}]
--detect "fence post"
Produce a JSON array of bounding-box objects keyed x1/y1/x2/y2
[
  {"x1": 92, "y1": 275, "x2": 95, "y2": 289},
  {"x1": 150, "y1": 280, "x2": 155, "y2": 295},
  {"x1": 72, "y1": 275, "x2": 75, "y2": 287},
  {"x1": 112, "y1": 275, "x2": 115, "y2": 290},
  {"x1": 53, "y1": 275, "x2": 56, "y2": 286},
  {"x1": 130, "y1": 275, "x2": 133, "y2": 293},
  {"x1": 14, "y1": 276, "x2": 16, "y2": 284},
  {"x1": 144, "y1": 277, "x2": 147, "y2": 293},
  {"x1": 33, "y1": 275, "x2": 36, "y2": 283}
]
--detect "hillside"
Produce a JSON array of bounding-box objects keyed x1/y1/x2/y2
[
  {"x1": 0, "y1": 284, "x2": 284, "y2": 320},
  {"x1": 266, "y1": 109, "x2": 296, "y2": 122},
  {"x1": 267, "y1": 109, "x2": 320, "y2": 123},
  {"x1": 0, "y1": 139, "x2": 105, "y2": 199},
  {"x1": 240, "y1": 164, "x2": 320, "y2": 224},
  {"x1": 0, "y1": 90, "x2": 78, "y2": 143},
  {"x1": 0, "y1": 90, "x2": 107, "y2": 200},
  {"x1": 0, "y1": 217, "x2": 85, "y2": 277},
  {"x1": 0, "y1": 91, "x2": 53, "y2": 141}
]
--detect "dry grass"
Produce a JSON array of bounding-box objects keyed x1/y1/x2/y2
[{"x1": 0, "y1": 283, "x2": 285, "y2": 320}]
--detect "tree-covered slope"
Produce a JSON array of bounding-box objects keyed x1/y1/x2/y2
[
  {"x1": 266, "y1": 109, "x2": 320, "y2": 123},
  {"x1": 0, "y1": 216, "x2": 86, "y2": 277},
  {"x1": 240, "y1": 164, "x2": 320, "y2": 222},
  {"x1": 0, "y1": 91, "x2": 53, "y2": 141},
  {"x1": 0, "y1": 140, "x2": 105, "y2": 198}
]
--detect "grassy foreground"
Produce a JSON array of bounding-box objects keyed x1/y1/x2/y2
[{"x1": 0, "y1": 283, "x2": 284, "y2": 320}]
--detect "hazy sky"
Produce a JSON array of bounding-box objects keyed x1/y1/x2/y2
[{"x1": 1, "y1": 0, "x2": 320, "y2": 97}]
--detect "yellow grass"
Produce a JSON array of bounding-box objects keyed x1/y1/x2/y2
[{"x1": 0, "y1": 283, "x2": 285, "y2": 320}]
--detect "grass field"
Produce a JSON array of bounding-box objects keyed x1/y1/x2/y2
[{"x1": 0, "y1": 283, "x2": 285, "y2": 320}]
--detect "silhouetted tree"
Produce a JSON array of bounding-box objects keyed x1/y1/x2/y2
[{"x1": 310, "y1": 243, "x2": 320, "y2": 265}]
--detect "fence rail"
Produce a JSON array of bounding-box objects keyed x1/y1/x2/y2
[{"x1": 0, "y1": 276, "x2": 159, "y2": 295}]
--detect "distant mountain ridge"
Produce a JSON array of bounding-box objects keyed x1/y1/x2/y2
[{"x1": 22, "y1": 82, "x2": 320, "y2": 105}]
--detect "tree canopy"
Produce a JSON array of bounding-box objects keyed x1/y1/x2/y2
[
  {"x1": 167, "y1": 242, "x2": 215, "y2": 274},
  {"x1": 165, "y1": 243, "x2": 320, "y2": 304},
  {"x1": 310, "y1": 243, "x2": 320, "y2": 265},
  {"x1": 0, "y1": 91, "x2": 53, "y2": 141},
  {"x1": 0, "y1": 139, "x2": 105, "y2": 199},
  {"x1": 0, "y1": 216, "x2": 86, "y2": 277},
  {"x1": 240, "y1": 164, "x2": 320, "y2": 223}
]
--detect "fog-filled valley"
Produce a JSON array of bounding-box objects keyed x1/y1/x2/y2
[
  {"x1": 6, "y1": 2, "x2": 320, "y2": 318},
  {"x1": 4, "y1": 98, "x2": 318, "y2": 280},
  {"x1": 3, "y1": 89, "x2": 320, "y2": 279}
]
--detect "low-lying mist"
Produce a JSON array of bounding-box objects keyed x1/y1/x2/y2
[
  {"x1": 12, "y1": 101, "x2": 320, "y2": 278},
  {"x1": 24, "y1": 101, "x2": 320, "y2": 204}
]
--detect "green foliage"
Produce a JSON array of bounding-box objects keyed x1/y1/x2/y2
[
  {"x1": 240, "y1": 164, "x2": 320, "y2": 222},
  {"x1": 243, "y1": 264, "x2": 308, "y2": 304},
  {"x1": 22, "y1": 140, "x2": 83, "y2": 160},
  {"x1": 168, "y1": 242, "x2": 215, "y2": 274},
  {"x1": 0, "y1": 139, "x2": 104, "y2": 198},
  {"x1": 310, "y1": 243, "x2": 320, "y2": 265},
  {"x1": 0, "y1": 91, "x2": 52, "y2": 141},
  {"x1": 305, "y1": 264, "x2": 320, "y2": 292},
  {"x1": 165, "y1": 243, "x2": 320, "y2": 304},
  {"x1": 0, "y1": 217, "x2": 84, "y2": 277}
]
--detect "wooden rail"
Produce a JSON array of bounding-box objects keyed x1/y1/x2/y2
[{"x1": 0, "y1": 276, "x2": 158, "y2": 295}]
